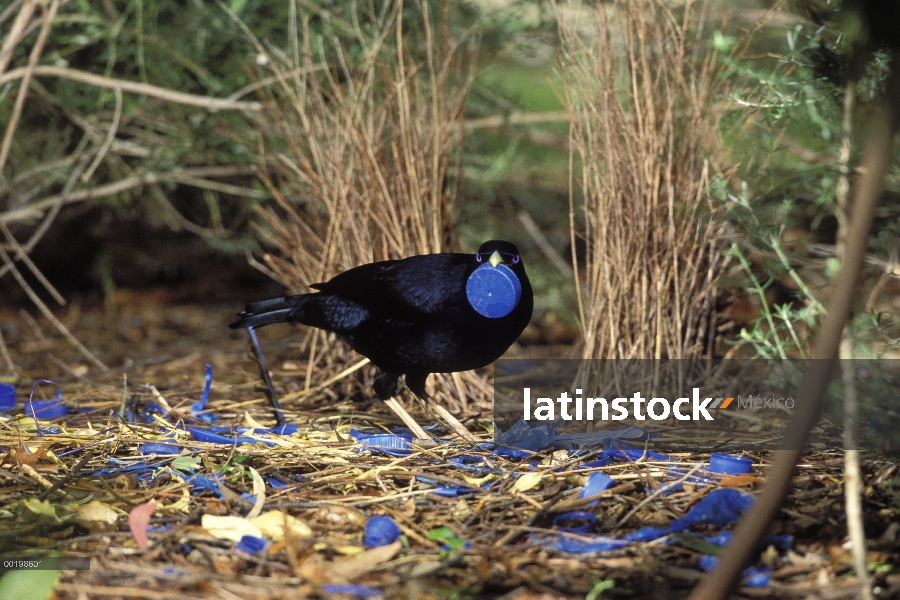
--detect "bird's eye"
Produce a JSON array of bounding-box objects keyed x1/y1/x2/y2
[
  {"x1": 476, "y1": 253, "x2": 483, "y2": 263},
  {"x1": 512, "y1": 255, "x2": 520, "y2": 264}
]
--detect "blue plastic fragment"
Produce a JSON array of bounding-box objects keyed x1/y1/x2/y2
[
  {"x1": 90, "y1": 460, "x2": 157, "y2": 477},
  {"x1": 694, "y1": 530, "x2": 791, "y2": 551},
  {"x1": 349, "y1": 429, "x2": 413, "y2": 456},
  {"x1": 548, "y1": 534, "x2": 630, "y2": 553},
  {"x1": 145, "y1": 403, "x2": 167, "y2": 418},
  {"x1": 698, "y1": 554, "x2": 718, "y2": 571},
  {"x1": 164, "y1": 470, "x2": 228, "y2": 495},
  {"x1": 190, "y1": 364, "x2": 217, "y2": 422},
  {"x1": 139, "y1": 443, "x2": 181, "y2": 456},
  {"x1": 668, "y1": 488, "x2": 755, "y2": 533},
  {"x1": 188, "y1": 428, "x2": 270, "y2": 446},
  {"x1": 125, "y1": 401, "x2": 170, "y2": 424},
  {"x1": 420, "y1": 480, "x2": 477, "y2": 497},
  {"x1": 186, "y1": 473, "x2": 224, "y2": 494},
  {"x1": 705, "y1": 530, "x2": 792, "y2": 551},
  {"x1": 493, "y1": 447, "x2": 533, "y2": 459},
  {"x1": 235, "y1": 535, "x2": 267, "y2": 555},
  {"x1": 364, "y1": 515, "x2": 401, "y2": 548},
  {"x1": 267, "y1": 477, "x2": 287, "y2": 489},
  {"x1": 25, "y1": 398, "x2": 67, "y2": 419},
  {"x1": 708, "y1": 453, "x2": 752, "y2": 474},
  {"x1": 575, "y1": 458, "x2": 614, "y2": 469},
  {"x1": 704, "y1": 530, "x2": 734, "y2": 547},
  {"x1": 321, "y1": 584, "x2": 383, "y2": 598},
  {"x1": 658, "y1": 482, "x2": 685, "y2": 495},
  {"x1": 554, "y1": 426, "x2": 651, "y2": 450},
  {"x1": 0, "y1": 383, "x2": 15, "y2": 411},
  {"x1": 441, "y1": 540, "x2": 472, "y2": 551},
  {"x1": 494, "y1": 419, "x2": 556, "y2": 452},
  {"x1": 496, "y1": 420, "x2": 654, "y2": 455},
  {"x1": 580, "y1": 472, "x2": 616, "y2": 505},
  {"x1": 466, "y1": 263, "x2": 521, "y2": 318},
  {"x1": 623, "y1": 527, "x2": 668, "y2": 542},
  {"x1": 269, "y1": 424, "x2": 299, "y2": 435},
  {"x1": 743, "y1": 567, "x2": 773, "y2": 587},
  {"x1": 448, "y1": 455, "x2": 485, "y2": 467},
  {"x1": 698, "y1": 555, "x2": 772, "y2": 587},
  {"x1": 552, "y1": 511, "x2": 596, "y2": 533}
]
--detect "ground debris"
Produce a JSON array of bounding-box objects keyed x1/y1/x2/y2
[{"x1": 0, "y1": 302, "x2": 897, "y2": 599}]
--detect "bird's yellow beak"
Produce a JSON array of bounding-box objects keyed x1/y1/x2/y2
[{"x1": 489, "y1": 250, "x2": 503, "y2": 267}]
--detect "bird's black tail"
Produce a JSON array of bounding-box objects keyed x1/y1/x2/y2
[{"x1": 229, "y1": 296, "x2": 304, "y2": 329}]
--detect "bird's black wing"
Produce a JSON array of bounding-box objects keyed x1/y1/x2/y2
[{"x1": 310, "y1": 253, "x2": 471, "y2": 316}]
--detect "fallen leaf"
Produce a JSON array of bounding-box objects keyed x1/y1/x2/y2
[
  {"x1": 244, "y1": 412, "x2": 267, "y2": 430},
  {"x1": 129, "y1": 501, "x2": 157, "y2": 549},
  {"x1": 511, "y1": 472, "x2": 544, "y2": 493},
  {"x1": 201, "y1": 514, "x2": 262, "y2": 542},
  {"x1": 20, "y1": 498, "x2": 60, "y2": 522},
  {"x1": 327, "y1": 540, "x2": 402, "y2": 580},
  {"x1": 250, "y1": 510, "x2": 312, "y2": 540},
  {"x1": 74, "y1": 501, "x2": 120, "y2": 532},
  {"x1": 245, "y1": 467, "x2": 266, "y2": 520},
  {"x1": 14, "y1": 441, "x2": 58, "y2": 473}
]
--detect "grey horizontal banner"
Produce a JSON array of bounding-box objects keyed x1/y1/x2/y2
[
  {"x1": 493, "y1": 359, "x2": 900, "y2": 452},
  {"x1": 0, "y1": 556, "x2": 91, "y2": 571}
]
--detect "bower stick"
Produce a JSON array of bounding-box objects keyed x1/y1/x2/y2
[{"x1": 690, "y1": 60, "x2": 900, "y2": 600}]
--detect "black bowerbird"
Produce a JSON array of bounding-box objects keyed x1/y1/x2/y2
[{"x1": 230, "y1": 240, "x2": 533, "y2": 434}]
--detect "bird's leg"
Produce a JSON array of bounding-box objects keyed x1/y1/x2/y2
[
  {"x1": 406, "y1": 372, "x2": 476, "y2": 443},
  {"x1": 375, "y1": 371, "x2": 430, "y2": 440},
  {"x1": 246, "y1": 326, "x2": 285, "y2": 428},
  {"x1": 373, "y1": 371, "x2": 400, "y2": 399}
]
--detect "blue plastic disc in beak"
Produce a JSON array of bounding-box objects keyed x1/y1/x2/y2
[{"x1": 466, "y1": 263, "x2": 522, "y2": 318}]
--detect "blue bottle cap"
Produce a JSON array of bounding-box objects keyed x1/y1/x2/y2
[
  {"x1": 0, "y1": 383, "x2": 15, "y2": 411},
  {"x1": 364, "y1": 515, "x2": 401, "y2": 547},
  {"x1": 708, "y1": 453, "x2": 752, "y2": 474},
  {"x1": 465, "y1": 263, "x2": 522, "y2": 318}
]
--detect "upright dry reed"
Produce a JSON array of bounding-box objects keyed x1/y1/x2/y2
[
  {"x1": 558, "y1": 0, "x2": 728, "y2": 360},
  {"x1": 249, "y1": 1, "x2": 478, "y2": 406}
]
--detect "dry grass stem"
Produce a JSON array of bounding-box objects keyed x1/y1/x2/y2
[
  {"x1": 0, "y1": 65, "x2": 264, "y2": 112},
  {"x1": 0, "y1": 0, "x2": 61, "y2": 174},
  {"x1": 2, "y1": 165, "x2": 262, "y2": 225},
  {"x1": 558, "y1": 0, "x2": 729, "y2": 361},
  {"x1": 0, "y1": 0, "x2": 34, "y2": 77}
]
